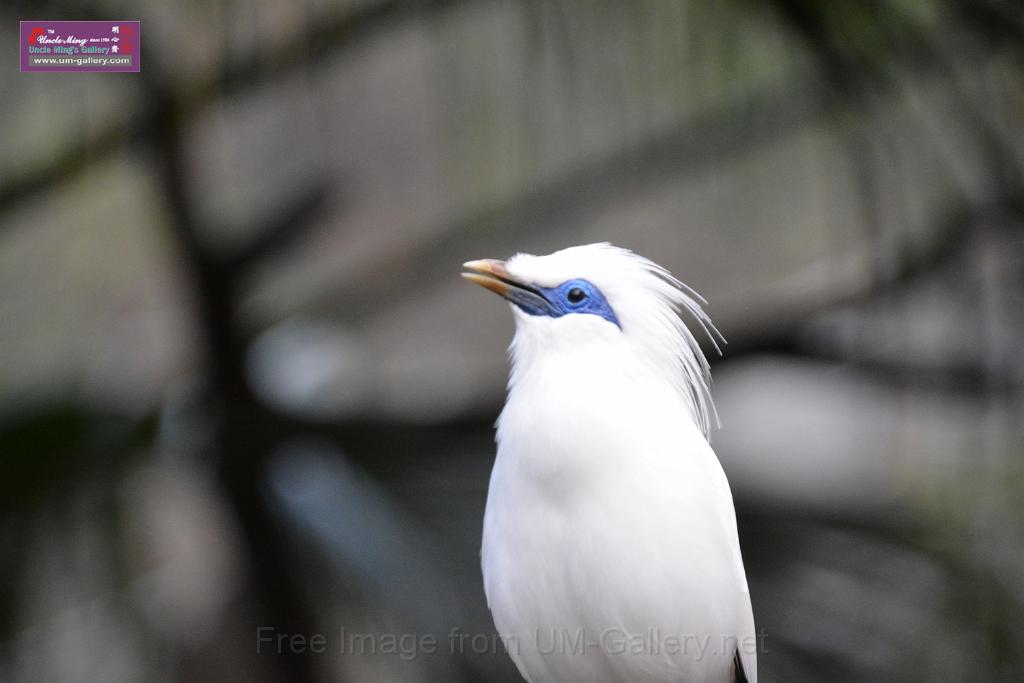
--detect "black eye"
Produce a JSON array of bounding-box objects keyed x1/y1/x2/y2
[{"x1": 567, "y1": 287, "x2": 586, "y2": 304}]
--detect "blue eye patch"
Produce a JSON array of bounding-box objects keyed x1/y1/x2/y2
[{"x1": 501, "y1": 277, "x2": 621, "y2": 329}]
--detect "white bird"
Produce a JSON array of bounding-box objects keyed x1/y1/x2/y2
[{"x1": 463, "y1": 243, "x2": 756, "y2": 683}]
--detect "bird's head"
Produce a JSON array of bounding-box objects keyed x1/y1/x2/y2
[{"x1": 463, "y1": 243, "x2": 723, "y2": 436}]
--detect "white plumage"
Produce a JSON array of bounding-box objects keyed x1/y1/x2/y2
[{"x1": 464, "y1": 243, "x2": 756, "y2": 683}]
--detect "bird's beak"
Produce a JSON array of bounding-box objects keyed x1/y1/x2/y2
[
  {"x1": 462, "y1": 259, "x2": 552, "y2": 316},
  {"x1": 461, "y1": 259, "x2": 514, "y2": 296}
]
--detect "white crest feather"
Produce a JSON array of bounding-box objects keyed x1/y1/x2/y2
[{"x1": 630, "y1": 248, "x2": 725, "y2": 437}]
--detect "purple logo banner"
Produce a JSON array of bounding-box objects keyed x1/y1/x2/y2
[{"x1": 20, "y1": 21, "x2": 140, "y2": 72}]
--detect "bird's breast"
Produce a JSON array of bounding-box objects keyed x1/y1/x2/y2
[{"x1": 497, "y1": 353, "x2": 686, "y2": 491}]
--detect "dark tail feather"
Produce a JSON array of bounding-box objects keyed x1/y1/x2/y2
[{"x1": 733, "y1": 648, "x2": 749, "y2": 683}]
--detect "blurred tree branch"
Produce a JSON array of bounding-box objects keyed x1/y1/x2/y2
[
  {"x1": 222, "y1": 181, "x2": 333, "y2": 271},
  {"x1": 152, "y1": 90, "x2": 327, "y2": 681}
]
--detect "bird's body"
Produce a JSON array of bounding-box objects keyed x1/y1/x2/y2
[{"x1": 464, "y1": 244, "x2": 755, "y2": 683}]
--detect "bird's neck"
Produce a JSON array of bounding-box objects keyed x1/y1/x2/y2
[{"x1": 505, "y1": 322, "x2": 681, "y2": 412}]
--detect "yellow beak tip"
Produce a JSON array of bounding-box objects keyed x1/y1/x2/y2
[{"x1": 461, "y1": 259, "x2": 511, "y2": 296}]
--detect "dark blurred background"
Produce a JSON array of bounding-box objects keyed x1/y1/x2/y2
[{"x1": 2, "y1": 1, "x2": 1023, "y2": 681}]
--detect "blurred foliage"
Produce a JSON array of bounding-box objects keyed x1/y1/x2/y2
[
  {"x1": 0, "y1": 408, "x2": 155, "y2": 516},
  {"x1": 0, "y1": 407, "x2": 156, "y2": 641}
]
